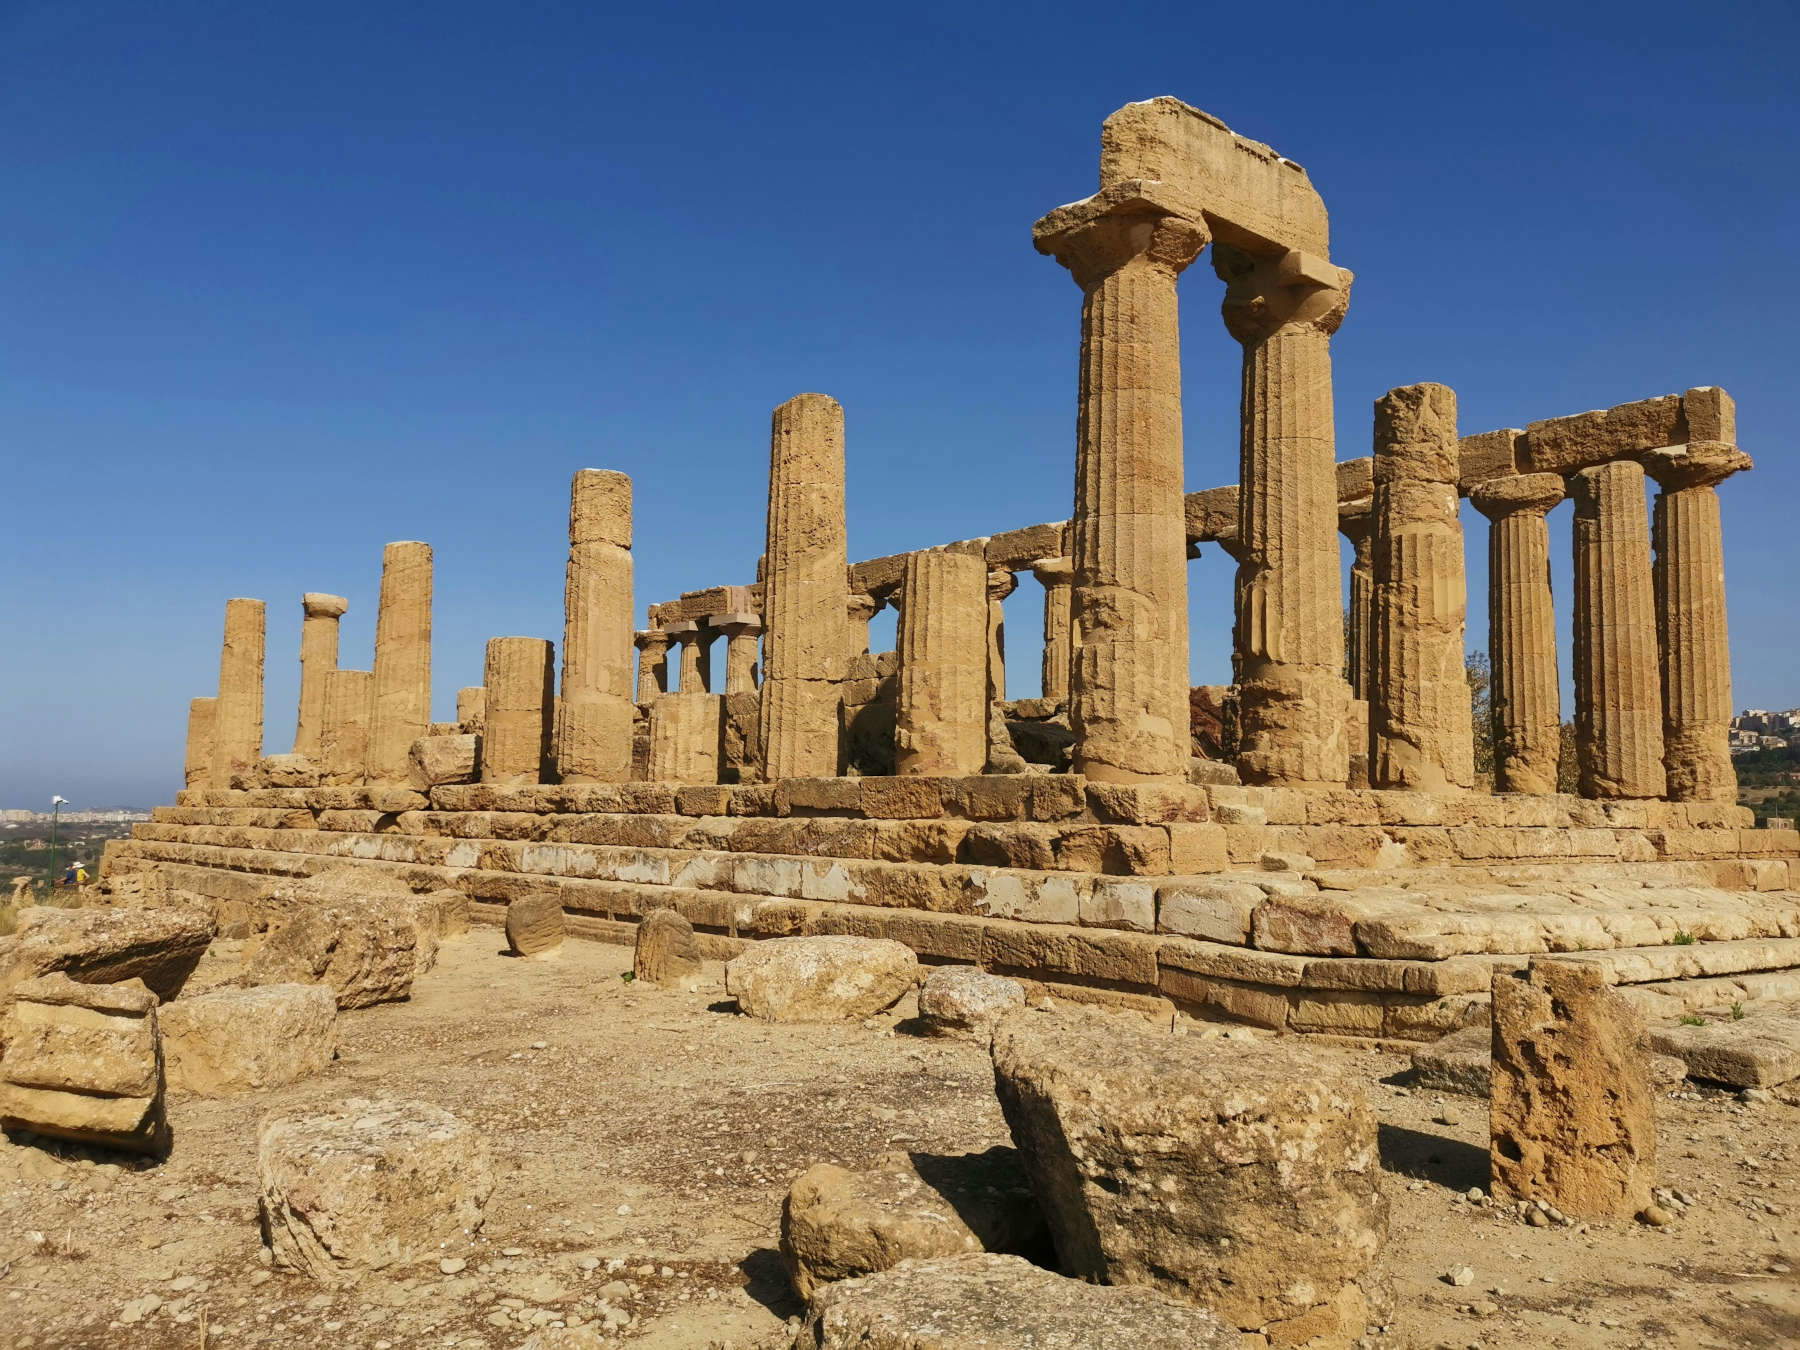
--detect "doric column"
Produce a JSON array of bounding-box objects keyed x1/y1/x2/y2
[
  {"x1": 1034, "y1": 181, "x2": 1206, "y2": 783},
  {"x1": 1028, "y1": 556, "x2": 1075, "y2": 704},
  {"x1": 456, "y1": 686, "x2": 486, "y2": 736},
  {"x1": 1645, "y1": 442, "x2": 1752, "y2": 803},
  {"x1": 634, "y1": 629, "x2": 672, "y2": 704},
  {"x1": 895, "y1": 550, "x2": 988, "y2": 775},
  {"x1": 183, "y1": 697, "x2": 217, "y2": 789},
  {"x1": 759, "y1": 393, "x2": 848, "y2": 779},
  {"x1": 211, "y1": 597, "x2": 266, "y2": 787},
  {"x1": 984, "y1": 570, "x2": 1017, "y2": 705},
  {"x1": 1368, "y1": 383, "x2": 1474, "y2": 793},
  {"x1": 1472, "y1": 474, "x2": 1566, "y2": 794},
  {"x1": 482, "y1": 637, "x2": 555, "y2": 784},
  {"x1": 665, "y1": 621, "x2": 704, "y2": 694},
  {"x1": 556, "y1": 468, "x2": 635, "y2": 783},
  {"x1": 368, "y1": 541, "x2": 433, "y2": 785},
  {"x1": 648, "y1": 693, "x2": 722, "y2": 783},
  {"x1": 294, "y1": 593, "x2": 347, "y2": 759},
  {"x1": 846, "y1": 592, "x2": 878, "y2": 666},
  {"x1": 711, "y1": 612, "x2": 763, "y2": 694},
  {"x1": 1337, "y1": 509, "x2": 1374, "y2": 702},
  {"x1": 1217, "y1": 244, "x2": 1355, "y2": 787},
  {"x1": 321, "y1": 669, "x2": 374, "y2": 782},
  {"x1": 1571, "y1": 460, "x2": 1665, "y2": 799}
]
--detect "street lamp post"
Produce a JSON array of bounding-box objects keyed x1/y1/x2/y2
[{"x1": 47, "y1": 795, "x2": 68, "y2": 894}]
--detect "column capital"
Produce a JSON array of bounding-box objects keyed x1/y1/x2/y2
[
  {"x1": 986, "y1": 568, "x2": 1019, "y2": 602},
  {"x1": 664, "y1": 620, "x2": 701, "y2": 641},
  {"x1": 1336, "y1": 500, "x2": 1374, "y2": 542},
  {"x1": 846, "y1": 592, "x2": 879, "y2": 622},
  {"x1": 1642, "y1": 441, "x2": 1754, "y2": 491},
  {"x1": 634, "y1": 628, "x2": 671, "y2": 652},
  {"x1": 1471, "y1": 472, "x2": 1567, "y2": 521},
  {"x1": 1028, "y1": 555, "x2": 1075, "y2": 586},
  {"x1": 708, "y1": 610, "x2": 763, "y2": 638},
  {"x1": 302, "y1": 593, "x2": 348, "y2": 619},
  {"x1": 1214, "y1": 242, "x2": 1352, "y2": 345},
  {"x1": 1033, "y1": 180, "x2": 1210, "y2": 291}
]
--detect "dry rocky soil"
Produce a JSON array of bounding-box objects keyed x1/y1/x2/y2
[{"x1": 1, "y1": 933, "x2": 1796, "y2": 1349}]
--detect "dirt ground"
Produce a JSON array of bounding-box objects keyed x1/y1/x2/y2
[{"x1": 1, "y1": 931, "x2": 1796, "y2": 1350}]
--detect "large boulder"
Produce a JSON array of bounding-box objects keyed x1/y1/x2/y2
[
  {"x1": 916, "y1": 966, "x2": 1024, "y2": 1041},
  {"x1": 0, "y1": 974, "x2": 167, "y2": 1155},
  {"x1": 506, "y1": 893, "x2": 565, "y2": 958},
  {"x1": 257, "y1": 1097, "x2": 493, "y2": 1283},
  {"x1": 992, "y1": 1010, "x2": 1388, "y2": 1344},
  {"x1": 781, "y1": 1149, "x2": 1046, "y2": 1300},
  {"x1": 245, "y1": 889, "x2": 420, "y2": 1009},
  {"x1": 789, "y1": 1253, "x2": 1236, "y2": 1349},
  {"x1": 160, "y1": 983, "x2": 337, "y2": 1096},
  {"x1": 726, "y1": 937, "x2": 919, "y2": 1023},
  {"x1": 633, "y1": 908, "x2": 701, "y2": 989},
  {"x1": 0, "y1": 905, "x2": 214, "y2": 1003}
]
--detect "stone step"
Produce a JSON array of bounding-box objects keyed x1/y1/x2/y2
[
  {"x1": 1575, "y1": 937, "x2": 1800, "y2": 987},
  {"x1": 1620, "y1": 969, "x2": 1800, "y2": 1022}
]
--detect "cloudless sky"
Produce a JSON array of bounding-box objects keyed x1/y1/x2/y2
[{"x1": 2, "y1": 0, "x2": 1796, "y2": 807}]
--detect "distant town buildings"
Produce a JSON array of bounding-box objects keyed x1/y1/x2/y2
[
  {"x1": 0, "y1": 808, "x2": 150, "y2": 825},
  {"x1": 1730, "y1": 709, "x2": 1800, "y2": 754}
]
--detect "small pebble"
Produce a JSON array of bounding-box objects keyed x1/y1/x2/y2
[
  {"x1": 440, "y1": 1258, "x2": 467, "y2": 1274},
  {"x1": 1445, "y1": 1265, "x2": 1475, "y2": 1287},
  {"x1": 1638, "y1": 1205, "x2": 1676, "y2": 1227}
]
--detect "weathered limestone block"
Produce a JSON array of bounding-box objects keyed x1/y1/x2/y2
[
  {"x1": 726, "y1": 936, "x2": 919, "y2": 1023},
  {"x1": 992, "y1": 1010, "x2": 1388, "y2": 1341},
  {"x1": 211, "y1": 597, "x2": 267, "y2": 788},
  {"x1": 258, "y1": 753, "x2": 320, "y2": 788},
  {"x1": 648, "y1": 692, "x2": 722, "y2": 783},
  {"x1": 1646, "y1": 1014, "x2": 1800, "y2": 1088},
  {"x1": 505, "y1": 893, "x2": 565, "y2": 958},
  {"x1": 633, "y1": 908, "x2": 701, "y2": 989},
  {"x1": 1415, "y1": 1024, "x2": 1685, "y2": 1099},
  {"x1": 160, "y1": 983, "x2": 337, "y2": 1096},
  {"x1": 246, "y1": 887, "x2": 421, "y2": 1009},
  {"x1": 557, "y1": 469, "x2": 636, "y2": 782},
  {"x1": 184, "y1": 696, "x2": 217, "y2": 789},
  {"x1": 793, "y1": 1252, "x2": 1236, "y2": 1350},
  {"x1": 321, "y1": 668, "x2": 375, "y2": 784},
  {"x1": 368, "y1": 541, "x2": 434, "y2": 785},
  {"x1": 916, "y1": 966, "x2": 1025, "y2": 1041},
  {"x1": 410, "y1": 732, "x2": 479, "y2": 787},
  {"x1": 781, "y1": 1149, "x2": 1047, "y2": 1301},
  {"x1": 0, "y1": 905, "x2": 214, "y2": 1002},
  {"x1": 1369, "y1": 383, "x2": 1474, "y2": 792},
  {"x1": 482, "y1": 637, "x2": 554, "y2": 784},
  {"x1": 456, "y1": 685, "x2": 487, "y2": 735},
  {"x1": 0, "y1": 974, "x2": 167, "y2": 1155},
  {"x1": 1490, "y1": 960, "x2": 1656, "y2": 1218},
  {"x1": 295, "y1": 592, "x2": 348, "y2": 758},
  {"x1": 895, "y1": 550, "x2": 987, "y2": 777},
  {"x1": 257, "y1": 1097, "x2": 493, "y2": 1283}
]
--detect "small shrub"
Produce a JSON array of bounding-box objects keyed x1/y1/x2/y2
[
  {"x1": 1730, "y1": 1002, "x2": 1746, "y2": 1021},
  {"x1": 1672, "y1": 931, "x2": 1696, "y2": 945},
  {"x1": 1679, "y1": 1013, "x2": 1706, "y2": 1027}
]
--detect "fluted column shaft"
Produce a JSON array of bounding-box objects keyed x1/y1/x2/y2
[
  {"x1": 321, "y1": 669, "x2": 374, "y2": 782},
  {"x1": 666, "y1": 622, "x2": 706, "y2": 694},
  {"x1": 294, "y1": 593, "x2": 347, "y2": 758},
  {"x1": 634, "y1": 631, "x2": 672, "y2": 704},
  {"x1": 1647, "y1": 443, "x2": 1751, "y2": 803},
  {"x1": 759, "y1": 393, "x2": 848, "y2": 779},
  {"x1": 1572, "y1": 461, "x2": 1665, "y2": 798},
  {"x1": 482, "y1": 637, "x2": 555, "y2": 784},
  {"x1": 1034, "y1": 183, "x2": 1206, "y2": 782},
  {"x1": 713, "y1": 616, "x2": 763, "y2": 694},
  {"x1": 557, "y1": 469, "x2": 635, "y2": 782},
  {"x1": 1029, "y1": 556, "x2": 1075, "y2": 704},
  {"x1": 896, "y1": 551, "x2": 988, "y2": 775},
  {"x1": 1339, "y1": 512, "x2": 1374, "y2": 702},
  {"x1": 184, "y1": 697, "x2": 217, "y2": 789},
  {"x1": 211, "y1": 597, "x2": 266, "y2": 787},
  {"x1": 368, "y1": 541, "x2": 433, "y2": 784},
  {"x1": 1473, "y1": 475, "x2": 1566, "y2": 794},
  {"x1": 648, "y1": 693, "x2": 722, "y2": 783}
]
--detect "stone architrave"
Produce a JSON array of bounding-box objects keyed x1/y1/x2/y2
[
  {"x1": 1645, "y1": 443, "x2": 1752, "y2": 804},
  {"x1": 648, "y1": 692, "x2": 722, "y2": 783},
  {"x1": 1338, "y1": 508, "x2": 1374, "y2": 701},
  {"x1": 183, "y1": 696, "x2": 218, "y2": 789},
  {"x1": 895, "y1": 550, "x2": 988, "y2": 776},
  {"x1": 1472, "y1": 474, "x2": 1566, "y2": 794},
  {"x1": 456, "y1": 685, "x2": 486, "y2": 735},
  {"x1": 1034, "y1": 181, "x2": 1206, "y2": 783},
  {"x1": 1571, "y1": 461, "x2": 1665, "y2": 799},
  {"x1": 481, "y1": 638, "x2": 555, "y2": 784},
  {"x1": 556, "y1": 468, "x2": 635, "y2": 783},
  {"x1": 633, "y1": 629, "x2": 671, "y2": 704},
  {"x1": 368, "y1": 541, "x2": 433, "y2": 785},
  {"x1": 211, "y1": 597, "x2": 266, "y2": 788},
  {"x1": 710, "y1": 612, "x2": 763, "y2": 694},
  {"x1": 759, "y1": 393, "x2": 849, "y2": 779},
  {"x1": 294, "y1": 593, "x2": 348, "y2": 759},
  {"x1": 1028, "y1": 556, "x2": 1075, "y2": 704},
  {"x1": 1369, "y1": 383, "x2": 1474, "y2": 793},
  {"x1": 321, "y1": 670, "x2": 375, "y2": 783},
  {"x1": 1217, "y1": 245, "x2": 1354, "y2": 788}
]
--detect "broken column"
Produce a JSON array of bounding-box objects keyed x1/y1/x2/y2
[
  {"x1": 1028, "y1": 556, "x2": 1074, "y2": 704},
  {"x1": 712, "y1": 612, "x2": 763, "y2": 693},
  {"x1": 634, "y1": 629, "x2": 671, "y2": 704},
  {"x1": 321, "y1": 670, "x2": 374, "y2": 782},
  {"x1": 1472, "y1": 474, "x2": 1566, "y2": 794},
  {"x1": 294, "y1": 593, "x2": 347, "y2": 759},
  {"x1": 1645, "y1": 443, "x2": 1752, "y2": 804},
  {"x1": 1369, "y1": 383, "x2": 1474, "y2": 793},
  {"x1": 481, "y1": 638, "x2": 554, "y2": 784},
  {"x1": 1034, "y1": 183, "x2": 1205, "y2": 782},
  {"x1": 211, "y1": 597, "x2": 266, "y2": 788},
  {"x1": 648, "y1": 693, "x2": 722, "y2": 783},
  {"x1": 368, "y1": 541, "x2": 433, "y2": 785},
  {"x1": 1571, "y1": 461, "x2": 1665, "y2": 799},
  {"x1": 895, "y1": 550, "x2": 988, "y2": 776},
  {"x1": 759, "y1": 393, "x2": 848, "y2": 779},
  {"x1": 183, "y1": 696, "x2": 217, "y2": 790},
  {"x1": 1217, "y1": 246, "x2": 1354, "y2": 787},
  {"x1": 556, "y1": 468, "x2": 635, "y2": 783},
  {"x1": 456, "y1": 686, "x2": 486, "y2": 736}
]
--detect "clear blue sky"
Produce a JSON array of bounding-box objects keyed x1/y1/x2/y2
[{"x1": 3, "y1": 1, "x2": 1796, "y2": 808}]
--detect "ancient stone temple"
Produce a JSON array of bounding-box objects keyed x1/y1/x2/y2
[{"x1": 110, "y1": 97, "x2": 1800, "y2": 1039}]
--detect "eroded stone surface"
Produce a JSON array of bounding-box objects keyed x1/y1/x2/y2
[
  {"x1": 726, "y1": 937, "x2": 918, "y2": 1023},
  {"x1": 160, "y1": 983, "x2": 337, "y2": 1096},
  {"x1": 916, "y1": 966, "x2": 1025, "y2": 1041},
  {"x1": 506, "y1": 893, "x2": 565, "y2": 959},
  {"x1": 633, "y1": 908, "x2": 701, "y2": 989},
  {"x1": 0, "y1": 904, "x2": 214, "y2": 1003},
  {"x1": 1647, "y1": 1014, "x2": 1800, "y2": 1088}
]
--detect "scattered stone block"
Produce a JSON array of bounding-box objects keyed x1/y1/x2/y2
[
  {"x1": 792, "y1": 1252, "x2": 1236, "y2": 1349},
  {"x1": 0, "y1": 905, "x2": 214, "y2": 1002},
  {"x1": 1490, "y1": 960, "x2": 1656, "y2": 1218},
  {"x1": 726, "y1": 936, "x2": 919, "y2": 1023},
  {"x1": 259, "y1": 753, "x2": 321, "y2": 788},
  {"x1": 247, "y1": 889, "x2": 421, "y2": 1009},
  {"x1": 916, "y1": 966, "x2": 1024, "y2": 1040},
  {"x1": 0, "y1": 974, "x2": 167, "y2": 1155},
  {"x1": 992, "y1": 1009, "x2": 1388, "y2": 1342},
  {"x1": 257, "y1": 1097, "x2": 493, "y2": 1283},
  {"x1": 506, "y1": 893, "x2": 566, "y2": 958},
  {"x1": 633, "y1": 908, "x2": 701, "y2": 989},
  {"x1": 160, "y1": 983, "x2": 337, "y2": 1097},
  {"x1": 782, "y1": 1148, "x2": 1045, "y2": 1300},
  {"x1": 410, "y1": 733, "x2": 480, "y2": 788},
  {"x1": 1646, "y1": 1014, "x2": 1800, "y2": 1088}
]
